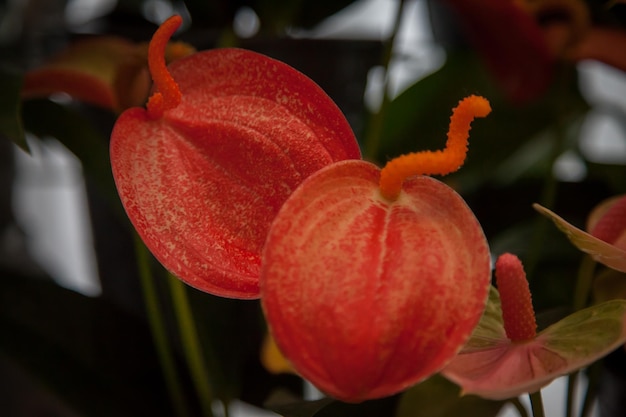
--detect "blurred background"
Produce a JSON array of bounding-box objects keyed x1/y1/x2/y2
[{"x1": 1, "y1": 0, "x2": 626, "y2": 416}]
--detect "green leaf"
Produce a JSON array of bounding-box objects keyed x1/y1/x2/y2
[
  {"x1": 185, "y1": 288, "x2": 280, "y2": 404},
  {"x1": 0, "y1": 66, "x2": 28, "y2": 151},
  {"x1": 533, "y1": 203, "x2": 626, "y2": 273},
  {"x1": 395, "y1": 375, "x2": 504, "y2": 417},
  {"x1": 376, "y1": 52, "x2": 588, "y2": 192},
  {"x1": 442, "y1": 284, "x2": 626, "y2": 400},
  {"x1": 182, "y1": 282, "x2": 304, "y2": 407},
  {"x1": 461, "y1": 286, "x2": 506, "y2": 352},
  {"x1": 542, "y1": 300, "x2": 626, "y2": 357},
  {"x1": 593, "y1": 268, "x2": 626, "y2": 303}
]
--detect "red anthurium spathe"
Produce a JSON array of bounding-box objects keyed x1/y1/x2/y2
[
  {"x1": 110, "y1": 15, "x2": 360, "y2": 298},
  {"x1": 261, "y1": 95, "x2": 492, "y2": 402},
  {"x1": 442, "y1": 253, "x2": 626, "y2": 400},
  {"x1": 22, "y1": 35, "x2": 195, "y2": 112},
  {"x1": 534, "y1": 195, "x2": 626, "y2": 273}
]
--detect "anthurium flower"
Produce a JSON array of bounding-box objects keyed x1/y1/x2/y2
[
  {"x1": 443, "y1": 0, "x2": 626, "y2": 102},
  {"x1": 110, "y1": 16, "x2": 360, "y2": 298},
  {"x1": 22, "y1": 33, "x2": 195, "y2": 112},
  {"x1": 534, "y1": 195, "x2": 626, "y2": 272},
  {"x1": 441, "y1": 253, "x2": 626, "y2": 400},
  {"x1": 568, "y1": 27, "x2": 626, "y2": 72},
  {"x1": 442, "y1": 0, "x2": 555, "y2": 103},
  {"x1": 261, "y1": 95, "x2": 492, "y2": 402}
]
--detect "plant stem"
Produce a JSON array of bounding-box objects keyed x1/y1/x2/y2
[
  {"x1": 362, "y1": 0, "x2": 406, "y2": 161},
  {"x1": 510, "y1": 397, "x2": 530, "y2": 417},
  {"x1": 525, "y1": 119, "x2": 566, "y2": 281},
  {"x1": 168, "y1": 274, "x2": 215, "y2": 417},
  {"x1": 134, "y1": 233, "x2": 190, "y2": 417},
  {"x1": 581, "y1": 361, "x2": 602, "y2": 417},
  {"x1": 567, "y1": 258, "x2": 595, "y2": 417},
  {"x1": 525, "y1": 65, "x2": 573, "y2": 281},
  {"x1": 566, "y1": 371, "x2": 579, "y2": 417},
  {"x1": 529, "y1": 391, "x2": 545, "y2": 417},
  {"x1": 573, "y1": 255, "x2": 596, "y2": 311}
]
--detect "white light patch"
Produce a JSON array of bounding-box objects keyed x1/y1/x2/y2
[
  {"x1": 12, "y1": 137, "x2": 101, "y2": 296},
  {"x1": 65, "y1": 0, "x2": 117, "y2": 26},
  {"x1": 579, "y1": 111, "x2": 626, "y2": 165},
  {"x1": 142, "y1": 0, "x2": 175, "y2": 24},
  {"x1": 233, "y1": 6, "x2": 260, "y2": 39},
  {"x1": 553, "y1": 150, "x2": 587, "y2": 182}
]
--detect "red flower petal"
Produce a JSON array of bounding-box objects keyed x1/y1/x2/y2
[
  {"x1": 588, "y1": 194, "x2": 626, "y2": 250},
  {"x1": 111, "y1": 48, "x2": 360, "y2": 298},
  {"x1": 261, "y1": 160, "x2": 491, "y2": 401}
]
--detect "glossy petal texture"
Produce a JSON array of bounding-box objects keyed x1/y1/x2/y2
[
  {"x1": 442, "y1": 287, "x2": 626, "y2": 400},
  {"x1": 261, "y1": 160, "x2": 491, "y2": 402},
  {"x1": 110, "y1": 48, "x2": 360, "y2": 299},
  {"x1": 534, "y1": 202, "x2": 626, "y2": 273}
]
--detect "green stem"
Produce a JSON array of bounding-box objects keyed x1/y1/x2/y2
[
  {"x1": 362, "y1": 0, "x2": 406, "y2": 161},
  {"x1": 573, "y1": 255, "x2": 596, "y2": 312},
  {"x1": 510, "y1": 397, "x2": 530, "y2": 417},
  {"x1": 134, "y1": 233, "x2": 190, "y2": 417},
  {"x1": 581, "y1": 361, "x2": 602, "y2": 417},
  {"x1": 568, "y1": 258, "x2": 596, "y2": 417},
  {"x1": 529, "y1": 391, "x2": 545, "y2": 417},
  {"x1": 525, "y1": 120, "x2": 565, "y2": 281},
  {"x1": 565, "y1": 371, "x2": 579, "y2": 417},
  {"x1": 525, "y1": 64, "x2": 573, "y2": 281},
  {"x1": 168, "y1": 274, "x2": 215, "y2": 417}
]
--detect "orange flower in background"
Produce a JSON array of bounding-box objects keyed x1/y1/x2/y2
[
  {"x1": 443, "y1": 0, "x2": 626, "y2": 103},
  {"x1": 443, "y1": 0, "x2": 555, "y2": 103},
  {"x1": 21, "y1": 32, "x2": 195, "y2": 112},
  {"x1": 534, "y1": 0, "x2": 626, "y2": 72}
]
